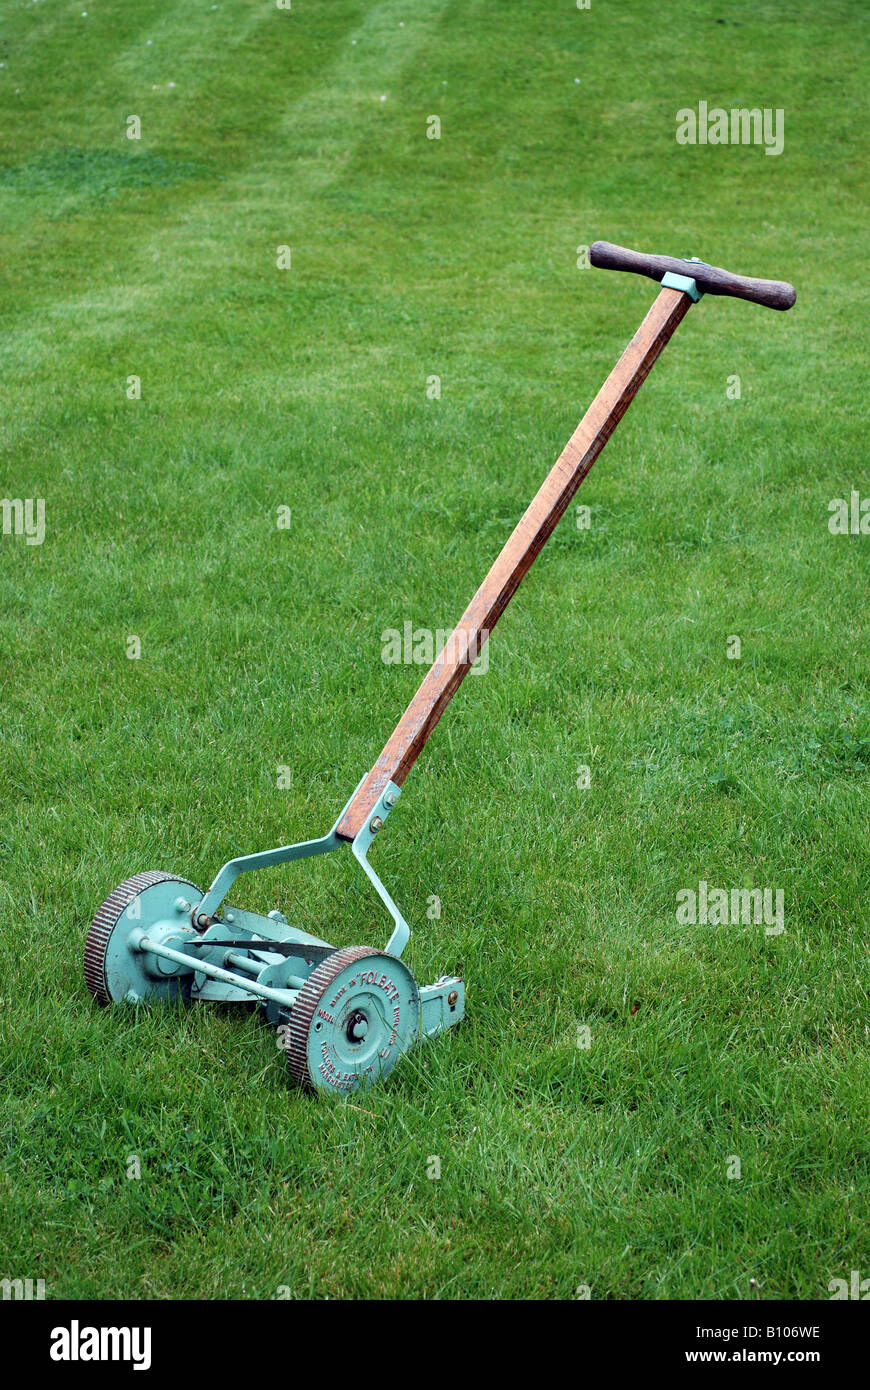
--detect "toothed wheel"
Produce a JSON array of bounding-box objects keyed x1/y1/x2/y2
[
  {"x1": 285, "y1": 946, "x2": 420, "y2": 1094},
  {"x1": 85, "y1": 871, "x2": 202, "y2": 1005}
]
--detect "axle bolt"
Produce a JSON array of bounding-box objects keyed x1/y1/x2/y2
[
  {"x1": 448, "y1": 990, "x2": 458, "y2": 1006},
  {"x1": 369, "y1": 816, "x2": 383, "y2": 834},
  {"x1": 346, "y1": 1010, "x2": 368, "y2": 1042}
]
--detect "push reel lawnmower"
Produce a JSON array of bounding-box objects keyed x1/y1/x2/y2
[{"x1": 85, "y1": 241, "x2": 796, "y2": 1093}]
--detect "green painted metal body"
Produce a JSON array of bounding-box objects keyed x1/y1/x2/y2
[{"x1": 95, "y1": 776, "x2": 464, "y2": 1087}]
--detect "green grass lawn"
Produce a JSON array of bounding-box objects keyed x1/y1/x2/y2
[{"x1": 1, "y1": 0, "x2": 867, "y2": 1300}]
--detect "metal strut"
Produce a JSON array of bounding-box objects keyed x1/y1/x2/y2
[{"x1": 191, "y1": 776, "x2": 413, "y2": 959}]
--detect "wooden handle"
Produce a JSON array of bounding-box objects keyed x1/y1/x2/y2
[
  {"x1": 589, "y1": 241, "x2": 796, "y2": 311},
  {"x1": 336, "y1": 286, "x2": 693, "y2": 840}
]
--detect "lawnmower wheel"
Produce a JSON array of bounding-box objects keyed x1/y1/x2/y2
[
  {"x1": 85, "y1": 871, "x2": 202, "y2": 1006},
  {"x1": 284, "y1": 945, "x2": 420, "y2": 1094}
]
